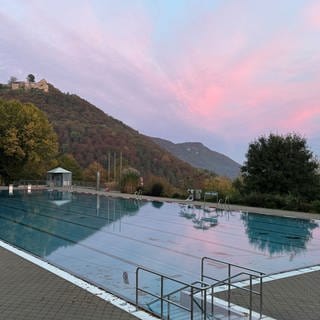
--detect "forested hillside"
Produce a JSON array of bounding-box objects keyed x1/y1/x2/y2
[
  {"x1": 0, "y1": 84, "x2": 212, "y2": 191},
  {"x1": 152, "y1": 138, "x2": 240, "y2": 179}
]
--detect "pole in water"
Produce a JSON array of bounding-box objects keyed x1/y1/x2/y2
[
  {"x1": 96, "y1": 171, "x2": 100, "y2": 191},
  {"x1": 107, "y1": 152, "x2": 111, "y2": 182}
]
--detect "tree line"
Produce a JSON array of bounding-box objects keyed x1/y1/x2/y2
[{"x1": 0, "y1": 98, "x2": 319, "y2": 212}]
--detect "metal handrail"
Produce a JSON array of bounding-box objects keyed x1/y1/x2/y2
[
  {"x1": 147, "y1": 279, "x2": 207, "y2": 307},
  {"x1": 203, "y1": 272, "x2": 259, "y2": 286},
  {"x1": 224, "y1": 196, "x2": 230, "y2": 210},
  {"x1": 201, "y1": 257, "x2": 265, "y2": 319},
  {"x1": 201, "y1": 256, "x2": 264, "y2": 276},
  {"x1": 147, "y1": 282, "x2": 191, "y2": 307},
  {"x1": 136, "y1": 266, "x2": 212, "y2": 319},
  {"x1": 203, "y1": 271, "x2": 261, "y2": 287},
  {"x1": 136, "y1": 258, "x2": 265, "y2": 319},
  {"x1": 217, "y1": 199, "x2": 222, "y2": 210}
]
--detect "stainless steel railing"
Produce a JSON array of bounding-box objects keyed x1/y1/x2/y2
[
  {"x1": 136, "y1": 257, "x2": 264, "y2": 319},
  {"x1": 136, "y1": 265, "x2": 212, "y2": 320},
  {"x1": 201, "y1": 256, "x2": 265, "y2": 319}
]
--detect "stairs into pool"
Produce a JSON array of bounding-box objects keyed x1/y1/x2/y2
[{"x1": 135, "y1": 257, "x2": 265, "y2": 320}]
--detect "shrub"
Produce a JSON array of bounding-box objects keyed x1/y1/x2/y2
[
  {"x1": 120, "y1": 167, "x2": 140, "y2": 193},
  {"x1": 150, "y1": 182, "x2": 164, "y2": 197},
  {"x1": 311, "y1": 200, "x2": 320, "y2": 213},
  {"x1": 143, "y1": 175, "x2": 179, "y2": 197},
  {"x1": 203, "y1": 176, "x2": 235, "y2": 200}
]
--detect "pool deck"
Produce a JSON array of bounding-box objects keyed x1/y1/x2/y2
[
  {"x1": 0, "y1": 246, "x2": 142, "y2": 320},
  {"x1": 1, "y1": 186, "x2": 320, "y2": 319},
  {"x1": 1, "y1": 244, "x2": 320, "y2": 320}
]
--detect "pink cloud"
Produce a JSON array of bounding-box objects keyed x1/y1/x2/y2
[
  {"x1": 161, "y1": 5, "x2": 320, "y2": 143},
  {"x1": 1, "y1": 0, "x2": 320, "y2": 161},
  {"x1": 279, "y1": 103, "x2": 320, "y2": 134},
  {"x1": 305, "y1": 1, "x2": 320, "y2": 28}
]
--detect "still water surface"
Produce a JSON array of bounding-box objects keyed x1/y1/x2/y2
[{"x1": 0, "y1": 190, "x2": 319, "y2": 302}]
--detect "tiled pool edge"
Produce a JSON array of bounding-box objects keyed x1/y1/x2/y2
[
  {"x1": 214, "y1": 264, "x2": 320, "y2": 294},
  {"x1": 0, "y1": 239, "x2": 280, "y2": 320},
  {"x1": 0, "y1": 239, "x2": 157, "y2": 320},
  {"x1": 208, "y1": 265, "x2": 320, "y2": 320}
]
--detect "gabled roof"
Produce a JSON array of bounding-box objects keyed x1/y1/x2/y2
[{"x1": 47, "y1": 167, "x2": 71, "y2": 174}]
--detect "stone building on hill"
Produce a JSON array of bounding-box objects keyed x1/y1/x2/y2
[{"x1": 11, "y1": 79, "x2": 49, "y2": 92}]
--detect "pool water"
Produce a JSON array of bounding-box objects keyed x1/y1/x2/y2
[{"x1": 0, "y1": 190, "x2": 319, "y2": 303}]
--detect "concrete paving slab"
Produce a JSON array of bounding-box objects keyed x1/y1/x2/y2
[
  {"x1": 0, "y1": 246, "x2": 142, "y2": 320},
  {"x1": 216, "y1": 268, "x2": 320, "y2": 320}
]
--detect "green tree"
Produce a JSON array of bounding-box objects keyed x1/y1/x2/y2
[
  {"x1": 0, "y1": 99, "x2": 58, "y2": 184},
  {"x1": 241, "y1": 133, "x2": 320, "y2": 200},
  {"x1": 27, "y1": 74, "x2": 35, "y2": 82},
  {"x1": 203, "y1": 176, "x2": 235, "y2": 199},
  {"x1": 57, "y1": 154, "x2": 83, "y2": 180}
]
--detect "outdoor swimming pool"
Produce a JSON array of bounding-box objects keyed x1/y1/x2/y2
[{"x1": 0, "y1": 189, "x2": 319, "y2": 304}]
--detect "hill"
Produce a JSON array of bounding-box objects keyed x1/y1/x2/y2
[
  {"x1": 0, "y1": 84, "x2": 211, "y2": 191},
  {"x1": 152, "y1": 137, "x2": 241, "y2": 179}
]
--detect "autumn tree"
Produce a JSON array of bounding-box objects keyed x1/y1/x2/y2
[
  {"x1": 83, "y1": 161, "x2": 107, "y2": 183},
  {"x1": 241, "y1": 133, "x2": 320, "y2": 200},
  {"x1": 0, "y1": 99, "x2": 58, "y2": 184}
]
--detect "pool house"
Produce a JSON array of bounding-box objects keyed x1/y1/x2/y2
[{"x1": 46, "y1": 167, "x2": 72, "y2": 187}]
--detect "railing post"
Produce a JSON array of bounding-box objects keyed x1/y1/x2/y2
[
  {"x1": 201, "y1": 257, "x2": 204, "y2": 283},
  {"x1": 260, "y1": 273, "x2": 263, "y2": 319},
  {"x1": 135, "y1": 268, "x2": 139, "y2": 311},
  {"x1": 228, "y1": 263, "x2": 231, "y2": 308},
  {"x1": 160, "y1": 275, "x2": 164, "y2": 318},
  {"x1": 167, "y1": 294, "x2": 170, "y2": 320},
  {"x1": 211, "y1": 285, "x2": 214, "y2": 316},
  {"x1": 204, "y1": 286, "x2": 207, "y2": 320},
  {"x1": 190, "y1": 286, "x2": 194, "y2": 320},
  {"x1": 249, "y1": 275, "x2": 253, "y2": 319}
]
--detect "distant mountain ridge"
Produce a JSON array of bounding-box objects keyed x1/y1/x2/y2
[{"x1": 151, "y1": 137, "x2": 241, "y2": 179}]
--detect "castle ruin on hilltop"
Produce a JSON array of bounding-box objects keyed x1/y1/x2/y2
[{"x1": 11, "y1": 79, "x2": 49, "y2": 92}]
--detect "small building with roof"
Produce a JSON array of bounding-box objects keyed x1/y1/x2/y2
[
  {"x1": 47, "y1": 167, "x2": 72, "y2": 187},
  {"x1": 11, "y1": 79, "x2": 49, "y2": 92}
]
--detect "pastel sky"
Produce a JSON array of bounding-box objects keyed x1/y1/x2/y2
[{"x1": 1, "y1": 0, "x2": 320, "y2": 163}]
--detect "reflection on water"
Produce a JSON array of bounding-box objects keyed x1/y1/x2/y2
[
  {"x1": 241, "y1": 212, "x2": 319, "y2": 256},
  {"x1": 1, "y1": 190, "x2": 320, "y2": 304},
  {"x1": 179, "y1": 204, "x2": 219, "y2": 230},
  {"x1": 151, "y1": 201, "x2": 163, "y2": 209},
  {"x1": 48, "y1": 191, "x2": 72, "y2": 206},
  {"x1": 177, "y1": 203, "x2": 320, "y2": 258},
  {"x1": 0, "y1": 190, "x2": 145, "y2": 257}
]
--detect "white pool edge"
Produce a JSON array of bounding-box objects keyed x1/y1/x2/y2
[
  {"x1": 0, "y1": 240, "x2": 157, "y2": 320},
  {"x1": 2, "y1": 239, "x2": 319, "y2": 320},
  {"x1": 214, "y1": 264, "x2": 320, "y2": 293}
]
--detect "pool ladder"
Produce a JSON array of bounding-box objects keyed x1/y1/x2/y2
[
  {"x1": 135, "y1": 256, "x2": 264, "y2": 320},
  {"x1": 217, "y1": 196, "x2": 231, "y2": 211}
]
